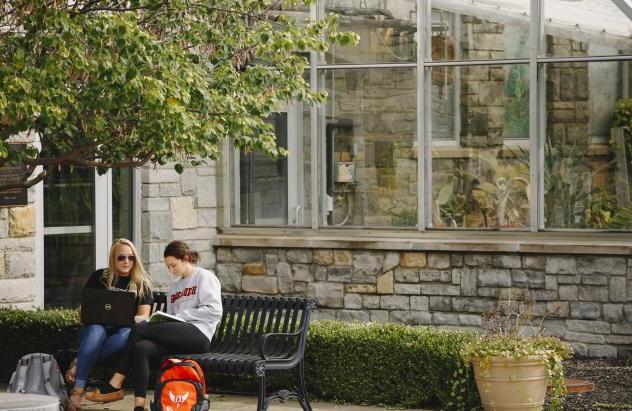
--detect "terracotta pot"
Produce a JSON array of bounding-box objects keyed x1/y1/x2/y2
[{"x1": 472, "y1": 355, "x2": 548, "y2": 411}]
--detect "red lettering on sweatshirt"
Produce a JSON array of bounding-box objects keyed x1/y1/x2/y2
[{"x1": 170, "y1": 286, "x2": 197, "y2": 303}]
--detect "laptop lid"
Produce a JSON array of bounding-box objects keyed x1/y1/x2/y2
[{"x1": 81, "y1": 288, "x2": 136, "y2": 327}]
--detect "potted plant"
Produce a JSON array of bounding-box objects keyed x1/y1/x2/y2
[{"x1": 460, "y1": 289, "x2": 573, "y2": 411}]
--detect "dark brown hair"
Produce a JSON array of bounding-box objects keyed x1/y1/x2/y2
[{"x1": 163, "y1": 240, "x2": 200, "y2": 264}]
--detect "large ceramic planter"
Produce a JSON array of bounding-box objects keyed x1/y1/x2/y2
[{"x1": 472, "y1": 355, "x2": 548, "y2": 411}]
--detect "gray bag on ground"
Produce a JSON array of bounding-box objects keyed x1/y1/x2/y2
[{"x1": 7, "y1": 353, "x2": 69, "y2": 410}]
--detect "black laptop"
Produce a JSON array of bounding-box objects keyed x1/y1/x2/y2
[{"x1": 80, "y1": 288, "x2": 136, "y2": 326}]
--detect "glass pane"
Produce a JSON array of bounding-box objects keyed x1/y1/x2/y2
[
  {"x1": 44, "y1": 233, "x2": 95, "y2": 308},
  {"x1": 231, "y1": 105, "x2": 311, "y2": 226},
  {"x1": 431, "y1": 64, "x2": 531, "y2": 229},
  {"x1": 544, "y1": 0, "x2": 632, "y2": 57},
  {"x1": 544, "y1": 61, "x2": 632, "y2": 229},
  {"x1": 113, "y1": 168, "x2": 134, "y2": 240},
  {"x1": 44, "y1": 167, "x2": 94, "y2": 227},
  {"x1": 320, "y1": 68, "x2": 417, "y2": 227},
  {"x1": 430, "y1": 0, "x2": 530, "y2": 61},
  {"x1": 323, "y1": 0, "x2": 417, "y2": 64}
]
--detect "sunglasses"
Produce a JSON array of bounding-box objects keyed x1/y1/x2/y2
[{"x1": 116, "y1": 255, "x2": 136, "y2": 262}]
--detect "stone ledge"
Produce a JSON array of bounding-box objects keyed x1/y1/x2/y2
[{"x1": 214, "y1": 231, "x2": 632, "y2": 255}]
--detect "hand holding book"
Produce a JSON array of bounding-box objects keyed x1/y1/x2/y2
[{"x1": 148, "y1": 311, "x2": 184, "y2": 323}]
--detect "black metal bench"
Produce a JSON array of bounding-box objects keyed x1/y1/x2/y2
[{"x1": 172, "y1": 294, "x2": 317, "y2": 411}]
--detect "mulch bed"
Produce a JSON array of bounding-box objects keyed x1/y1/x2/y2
[{"x1": 562, "y1": 357, "x2": 632, "y2": 410}]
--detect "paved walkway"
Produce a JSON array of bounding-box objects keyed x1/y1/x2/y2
[{"x1": 79, "y1": 389, "x2": 432, "y2": 411}]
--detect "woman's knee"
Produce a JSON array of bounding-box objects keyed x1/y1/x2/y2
[{"x1": 81, "y1": 324, "x2": 108, "y2": 344}]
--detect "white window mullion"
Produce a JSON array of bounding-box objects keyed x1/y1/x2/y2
[{"x1": 94, "y1": 170, "x2": 112, "y2": 268}]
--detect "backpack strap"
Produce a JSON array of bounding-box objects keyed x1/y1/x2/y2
[
  {"x1": 40, "y1": 355, "x2": 58, "y2": 398},
  {"x1": 14, "y1": 357, "x2": 30, "y2": 393}
]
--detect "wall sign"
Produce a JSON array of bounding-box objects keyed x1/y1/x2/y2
[{"x1": 0, "y1": 144, "x2": 28, "y2": 207}]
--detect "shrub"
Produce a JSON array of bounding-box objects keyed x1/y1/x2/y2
[
  {"x1": 305, "y1": 321, "x2": 480, "y2": 410},
  {"x1": 0, "y1": 308, "x2": 79, "y2": 381}
]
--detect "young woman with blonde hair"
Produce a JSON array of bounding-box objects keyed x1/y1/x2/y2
[{"x1": 67, "y1": 238, "x2": 153, "y2": 411}]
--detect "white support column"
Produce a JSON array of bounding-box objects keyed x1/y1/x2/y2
[{"x1": 94, "y1": 170, "x2": 112, "y2": 268}]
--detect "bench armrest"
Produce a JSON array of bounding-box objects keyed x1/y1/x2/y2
[{"x1": 258, "y1": 330, "x2": 303, "y2": 360}]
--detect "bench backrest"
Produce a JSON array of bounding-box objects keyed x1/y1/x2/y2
[
  {"x1": 211, "y1": 294, "x2": 317, "y2": 357},
  {"x1": 152, "y1": 292, "x2": 168, "y2": 313}
]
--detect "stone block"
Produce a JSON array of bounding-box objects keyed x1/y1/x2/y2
[
  {"x1": 545, "y1": 275, "x2": 558, "y2": 290},
  {"x1": 577, "y1": 257, "x2": 627, "y2": 275},
  {"x1": 422, "y1": 285, "x2": 461, "y2": 296},
  {"x1": 242, "y1": 262, "x2": 266, "y2": 276},
  {"x1": 293, "y1": 264, "x2": 314, "y2": 282},
  {"x1": 142, "y1": 168, "x2": 181, "y2": 183},
  {"x1": 181, "y1": 169, "x2": 197, "y2": 195},
  {"x1": 141, "y1": 184, "x2": 160, "y2": 198},
  {"x1": 377, "y1": 271, "x2": 394, "y2": 294},
  {"x1": 452, "y1": 297, "x2": 496, "y2": 313},
  {"x1": 570, "y1": 302, "x2": 601, "y2": 320},
  {"x1": 612, "y1": 323, "x2": 632, "y2": 334},
  {"x1": 353, "y1": 252, "x2": 384, "y2": 276},
  {"x1": 428, "y1": 253, "x2": 450, "y2": 269},
  {"x1": 459, "y1": 268, "x2": 478, "y2": 296},
  {"x1": 587, "y1": 345, "x2": 618, "y2": 358},
  {"x1": 459, "y1": 314, "x2": 482, "y2": 326},
  {"x1": 9, "y1": 206, "x2": 35, "y2": 237},
  {"x1": 432, "y1": 313, "x2": 461, "y2": 325},
  {"x1": 333, "y1": 250, "x2": 352, "y2": 266},
  {"x1": 570, "y1": 343, "x2": 588, "y2": 357},
  {"x1": 4, "y1": 252, "x2": 35, "y2": 279},
  {"x1": 313, "y1": 250, "x2": 334, "y2": 265},
  {"x1": 451, "y1": 269, "x2": 460, "y2": 285},
  {"x1": 418, "y1": 270, "x2": 451, "y2": 282},
  {"x1": 345, "y1": 284, "x2": 376, "y2": 294},
  {"x1": 522, "y1": 256, "x2": 545, "y2": 270},
  {"x1": 380, "y1": 295, "x2": 409, "y2": 310},
  {"x1": 492, "y1": 254, "x2": 521, "y2": 269},
  {"x1": 363, "y1": 295, "x2": 380, "y2": 309},
  {"x1": 232, "y1": 248, "x2": 263, "y2": 263},
  {"x1": 451, "y1": 254, "x2": 464, "y2": 267},
  {"x1": 277, "y1": 263, "x2": 293, "y2": 294},
  {"x1": 327, "y1": 266, "x2": 352, "y2": 282},
  {"x1": 0, "y1": 278, "x2": 37, "y2": 304},
  {"x1": 567, "y1": 319, "x2": 610, "y2": 334},
  {"x1": 314, "y1": 266, "x2": 327, "y2": 281},
  {"x1": 293, "y1": 282, "x2": 306, "y2": 294},
  {"x1": 410, "y1": 296, "x2": 429, "y2": 311},
  {"x1": 370, "y1": 310, "x2": 390, "y2": 322},
  {"x1": 511, "y1": 270, "x2": 545, "y2": 288},
  {"x1": 383, "y1": 252, "x2": 400, "y2": 272},
  {"x1": 344, "y1": 294, "x2": 363, "y2": 309},
  {"x1": 559, "y1": 285, "x2": 578, "y2": 301},
  {"x1": 464, "y1": 254, "x2": 492, "y2": 267},
  {"x1": 394, "y1": 284, "x2": 421, "y2": 295},
  {"x1": 578, "y1": 286, "x2": 606, "y2": 302},
  {"x1": 429, "y1": 296, "x2": 451, "y2": 311},
  {"x1": 142, "y1": 197, "x2": 170, "y2": 212},
  {"x1": 610, "y1": 277, "x2": 626, "y2": 302},
  {"x1": 530, "y1": 290, "x2": 561, "y2": 301},
  {"x1": 478, "y1": 269, "x2": 511, "y2": 287},
  {"x1": 159, "y1": 183, "x2": 181, "y2": 197},
  {"x1": 548, "y1": 302, "x2": 569, "y2": 318},
  {"x1": 287, "y1": 249, "x2": 312, "y2": 264},
  {"x1": 545, "y1": 256, "x2": 576, "y2": 274},
  {"x1": 196, "y1": 177, "x2": 216, "y2": 208},
  {"x1": 307, "y1": 283, "x2": 344, "y2": 308},
  {"x1": 215, "y1": 263, "x2": 242, "y2": 292},
  {"x1": 564, "y1": 331, "x2": 606, "y2": 344},
  {"x1": 312, "y1": 310, "x2": 336, "y2": 321},
  {"x1": 603, "y1": 304, "x2": 624, "y2": 322},
  {"x1": 390, "y1": 311, "x2": 432, "y2": 325},
  {"x1": 582, "y1": 275, "x2": 608, "y2": 285},
  {"x1": 265, "y1": 254, "x2": 278, "y2": 275},
  {"x1": 197, "y1": 208, "x2": 217, "y2": 228},
  {"x1": 557, "y1": 275, "x2": 582, "y2": 284},
  {"x1": 141, "y1": 212, "x2": 172, "y2": 242},
  {"x1": 394, "y1": 268, "x2": 419, "y2": 283},
  {"x1": 400, "y1": 252, "x2": 427, "y2": 268},
  {"x1": 216, "y1": 248, "x2": 232, "y2": 262},
  {"x1": 337, "y1": 310, "x2": 370, "y2": 322},
  {"x1": 606, "y1": 335, "x2": 632, "y2": 345},
  {"x1": 625, "y1": 304, "x2": 632, "y2": 321}
]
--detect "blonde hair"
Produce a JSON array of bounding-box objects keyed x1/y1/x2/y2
[{"x1": 103, "y1": 238, "x2": 152, "y2": 299}]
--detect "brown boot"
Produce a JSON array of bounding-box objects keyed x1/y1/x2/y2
[{"x1": 84, "y1": 385, "x2": 124, "y2": 403}]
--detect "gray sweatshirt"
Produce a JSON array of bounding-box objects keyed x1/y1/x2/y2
[{"x1": 166, "y1": 267, "x2": 223, "y2": 343}]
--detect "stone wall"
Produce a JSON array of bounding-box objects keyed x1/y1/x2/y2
[
  {"x1": 216, "y1": 246, "x2": 632, "y2": 358},
  {"x1": 140, "y1": 163, "x2": 218, "y2": 289},
  {"x1": 0, "y1": 192, "x2": 38, "y2": 308}
]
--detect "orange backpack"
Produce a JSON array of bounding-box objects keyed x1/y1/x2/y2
[{"x1": 151, "y1": 358, "x2": 209, "y2": 411}]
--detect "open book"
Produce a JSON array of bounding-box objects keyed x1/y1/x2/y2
[{"x1": 148, "y1": 311, "x2": 184, "y2": 323}]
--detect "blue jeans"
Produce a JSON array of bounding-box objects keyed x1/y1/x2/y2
[{"x1": 74, "y1": 324, "x2": 131, "y2": 388}]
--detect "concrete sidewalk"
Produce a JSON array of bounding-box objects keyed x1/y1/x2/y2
[{"x1": 79, "y1": 389, "x2": 432, "y2": 410}]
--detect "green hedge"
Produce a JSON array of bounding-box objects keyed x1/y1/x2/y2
[{"x1": 0, "y1": 310, "x2": 480, "y2": 410}]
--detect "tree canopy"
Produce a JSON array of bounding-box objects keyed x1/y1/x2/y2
[{"x1": 0, "y1": 0, "x2": 356, "y2": 189}]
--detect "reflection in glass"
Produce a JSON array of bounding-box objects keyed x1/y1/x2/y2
[
  {"x1": 321, "y1": 68, "x2": 417, "y2": 227},
  {"x1": 431, "y1": 64, "x2": 530, "y2": 229},
  {"x1": 544, "y1": 61, "x2": 632, "y2": 229},
  {"x1": 324, "y1": 0, "x2": 416, "y2": 64},
  {"x1": 430, "y1": 1, "x2": 530, "y2": 61},
  {"x1": 44, "y1": 168, "x2": 94, "y2": 227},
  {"x1": 544, "y1": 0, "x2": 632, "y2": 57}
]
